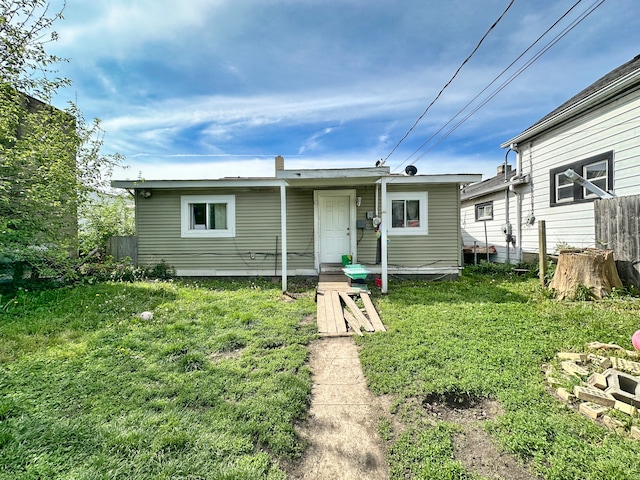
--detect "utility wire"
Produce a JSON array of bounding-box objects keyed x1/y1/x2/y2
[
  {"x1": 382, "y1": 0, "x2": 515, "y2": 163},
  {"x1": 409, "y1": 0, "x2": 607, "y2": 165},
  {"x1": 393, "y1": 0, "x2": 585, "y2": 172}
]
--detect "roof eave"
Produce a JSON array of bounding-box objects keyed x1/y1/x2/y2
[
  {"x1": 111, "y1": 178, "x2": 284, "y2": 189},
  {"x1": 461, "y1": 175, "x2": 529, "y2": 201}
]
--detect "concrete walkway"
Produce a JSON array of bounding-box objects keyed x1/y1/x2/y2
[{"x1": 288, "y1": 336, "x2": 389, "y2": 479}]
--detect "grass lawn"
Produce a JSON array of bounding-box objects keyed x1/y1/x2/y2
[
  {"x1": 360, "y1": 271, "x2": 640, "y2": 480},
  {"x1": 0, "y1": 279, "x2": 317, "y2": 479},
  {"x1": 2, "y1": 272, "x2": 640, "y2": 479}
]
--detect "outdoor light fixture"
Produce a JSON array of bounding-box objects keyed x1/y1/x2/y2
[
  {"x1": 139, "y1": 189, "x2": 152, "y2": 198},
  {"x1": 356, "y1": 197, "x2": 362, "y2": 207}
]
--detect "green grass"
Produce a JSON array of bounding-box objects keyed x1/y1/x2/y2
[
  {"x1": 358, "y1": 272, "x2": 640, "y2": 480},
  {"x1": 0, "y1": 279, "x2": 317, "y2": 479},
  {"x1": 3, "y1": 273, "x2": 640, "y2": 479}
]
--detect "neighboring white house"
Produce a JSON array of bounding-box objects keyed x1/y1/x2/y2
[
  {"x1": 461, "y1": 164, "x2": 528, "y2": 263},
  {"x1": 463, "y1": 53, "x2": 640, "y2": 263}
]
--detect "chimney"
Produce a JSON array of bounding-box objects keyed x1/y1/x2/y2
[
  {"x1": 275, "y1": 155, "x2": 285, "y2": 176},
  {"x1": 497, "y1": 163, "x2": 512, "y2": 175}
]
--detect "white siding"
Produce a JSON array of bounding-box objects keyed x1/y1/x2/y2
[
  {"x1": 517, "y1": 90, "x2": 640, "y2": 256},
  {"x1": 461, "y1": 189, "x2": 516, "y2": 263}
]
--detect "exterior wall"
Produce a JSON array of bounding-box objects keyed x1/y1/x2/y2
[
  {"x1": 285, "y1": 189, "x2": 315, "y2": 272},
  {"x1": 386, "y1": 183, "x2": 462, "y2": 272},
  {"x1": 517, "y1": 90, "x2": 640, "y2": 256},
  {"x1": 353, "y1": 185, "x2": 378, "y2": 266},
  {"x1": 136, "y1": 187, "x2": 286, "y2": 275},
  {"x1": 135, "y1": 182, "x2": 464, "y2": 276},
  {"x1": 461, "y1": 189, "x2": 515, "y2": 263}
]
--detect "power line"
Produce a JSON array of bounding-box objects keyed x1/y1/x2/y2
[
  {"x1": 409, "y1": 0, "x2": 607, "y2": 165},
  {"x1": 393, "y1": 0, "x2": 585, "y2": 172},
  {"x1": 382, "y1": 0, "x2": 515, "y2": 163}
]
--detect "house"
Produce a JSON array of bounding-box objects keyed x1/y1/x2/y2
[
  {"x1": 460, "y1": 163, "x2": 528, "y2": 264},
  {"x1": 462, "y1": 54, "x2": 640, "y2": 264},
  {"x1": 111, "y1": 157, "x2": 480, "y2": 292}
]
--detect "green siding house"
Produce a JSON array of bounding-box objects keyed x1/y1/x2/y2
[{"x1": 112, "y1": 157, "x2": 480, "y2": 292}]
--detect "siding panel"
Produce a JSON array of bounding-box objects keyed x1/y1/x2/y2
[{"x1": 515, "y1": 91, "x2": 640, "y2": 256}]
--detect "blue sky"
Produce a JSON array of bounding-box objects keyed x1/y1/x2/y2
[{"x1": 47, "y1": 0, "x2": 640, "y2": 181}]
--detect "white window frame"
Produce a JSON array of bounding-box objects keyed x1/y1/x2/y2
[
  {"x1": 582, "y1": 160, "x2": 608, "y2": 199},
  {"x1": 475, "y1": 201, "x2": 493, "y2": 221},
  {"x1": 180, "y1": 195, "x2": 236, "y2": 238},
  {"x1": 387, "y1": 191, "x2": 428, "y2": 236},
  {"x1": 555, "y1": 172, "x2": 575, "y2": 204}
]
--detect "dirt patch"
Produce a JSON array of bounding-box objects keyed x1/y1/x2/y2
[
  {"x1": 420, "y1": 395, "x2": 541, "y2": 480},
  {"x1": 207, "y1": 348, "x2": 244, "y2": 362},
  {"x1": 421, "y1": 393, "x2": 503, "y2": 425}
]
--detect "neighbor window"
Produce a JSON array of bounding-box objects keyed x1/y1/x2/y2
[
  {"x1": 181, "y1": 195, "x2": 235, "y2": 237},
  {"x1": 475, "y1": 201, "x2": 493, "y2": 221},
  {"x1": 387, "y1": 192, "x2": 428, "y2": 235},
  {"x1": 549, "y1": 151, "x2": 613, "y2": 206}
]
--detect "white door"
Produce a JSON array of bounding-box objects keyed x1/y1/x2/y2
[{"x1": 317, "y1": 193, "x2": 352, "y2": 264}]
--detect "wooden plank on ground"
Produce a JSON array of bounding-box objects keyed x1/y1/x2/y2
[
  {"x1": 317, "y1": 282, "x2": 352, "y2": 293},
  {"x1": 339, "y1": 292, "x2": 373, "y2": 331},
  {"x1": 360, "y1": 293, "x2": 386, "y2": 332},
  {"x1": 316, "y1": 291, "x2": 330, "y2": 333},
  {"x1": 343, "y1": 310, "x2": 365, "y2": 336},
  {"x1": 330, "y1": 290, "x2": 347, "y2": 333}
]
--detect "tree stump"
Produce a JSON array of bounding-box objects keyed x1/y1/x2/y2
[{"x1": 549, "y1": 248, "x2": 623, "y2": 300}]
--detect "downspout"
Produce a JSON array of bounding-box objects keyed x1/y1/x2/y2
[
  {"x1": 513, "y1": 144, "x2": 522, "y2": 263},
  {"x1": 504, "y1": 148, "x2": 512, "y2": 264}
]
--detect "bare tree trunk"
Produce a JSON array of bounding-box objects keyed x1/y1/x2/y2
[{"x1": 549, "y1": 249, "x2": 623, "y2": 300}]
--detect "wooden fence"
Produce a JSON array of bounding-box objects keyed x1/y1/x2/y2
[
  {"x1": 594, "y1": 195, "x2": 640, "y2": 287},
  {"x1": 106, "y1": 236, "x2": 138, "y2": 264}
]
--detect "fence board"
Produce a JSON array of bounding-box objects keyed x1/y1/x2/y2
[
  {"x1": 595, "y1": 196, "x2": 640, "y2": 287},
  {"x1": 107, "y1": 236, "x2": 138, "y2": 264}
]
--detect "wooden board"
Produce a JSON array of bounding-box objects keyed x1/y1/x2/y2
[
  {"x1": 329, "y1": 291, "x2": 347, "y2": 333},
  {"x1": 343, "y1": 310, "x2": 364, "y2": 336},
  {"x1": 360, "y1": 293, "x2": 386, "y2": 332},
  {"x1": 339, "y1": 292, "x2": 373, "y2": 331},
  {"x1": 316, "y1": 291, "x2": 330, "y2": 333}
]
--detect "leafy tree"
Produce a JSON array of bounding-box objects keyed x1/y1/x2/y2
[
  {"x1": 0, "y1": 0, "x2": 122, "y2": 281},
  {"x1": 78, "y1": 193, "x2": 135, "y2": 255}
]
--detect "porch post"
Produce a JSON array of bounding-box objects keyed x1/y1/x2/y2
[
  {"x1": 280, "y1": 181, "x2": 288, "y2": 292},
  {"x1": 381, "y1": 177, "x2": 388, "y2": 294}
]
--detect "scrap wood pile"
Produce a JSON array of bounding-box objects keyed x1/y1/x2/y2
[
  {"x1": 545, "y1": 342, "x2": 640, "y2": 440},
  {"x1": 316, "y1": 287, "x2": 386, "y2": 335}
]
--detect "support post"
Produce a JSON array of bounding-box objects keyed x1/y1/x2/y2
[
  {"x1": 538, "y1": 219, "x2": 547, "y2": 287},
  {"x1": 381, "y1": 178, "x2": 388, "y2": 294},
  {"x1": 280, "y1": 182, "x2": 288, "y2": 292}
]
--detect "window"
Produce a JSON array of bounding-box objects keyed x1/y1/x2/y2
[
  {"x1": 583, "y1": 160, "x2": 608, "y2": 198},
  {"x1": 181, "y1": 195, "x2": 235, "y2": 238},
  {"x1": 475, "y1": 201, "x2": 493, "y2": 221},
  {"x1": 549, "y1": 151, "x2": 613, "y2": 206},
  {"x1": 387, "y1": 192, "x2": 428, "y2": 235}
]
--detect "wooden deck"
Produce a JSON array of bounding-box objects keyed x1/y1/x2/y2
[{"x1": 316, "y1": 274, "x2": 386, "y2": 336}]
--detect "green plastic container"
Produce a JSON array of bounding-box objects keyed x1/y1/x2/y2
[
  {"x1": 343, "y1": 264, "x2": 369, "y2": 280},
  {"x1": 341, "y1": 255, "x2": 352, "y2": 266}
]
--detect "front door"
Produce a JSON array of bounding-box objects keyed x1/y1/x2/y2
[{"x1": 315, "y1": 190, "x2": 356, "y2": 265}]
